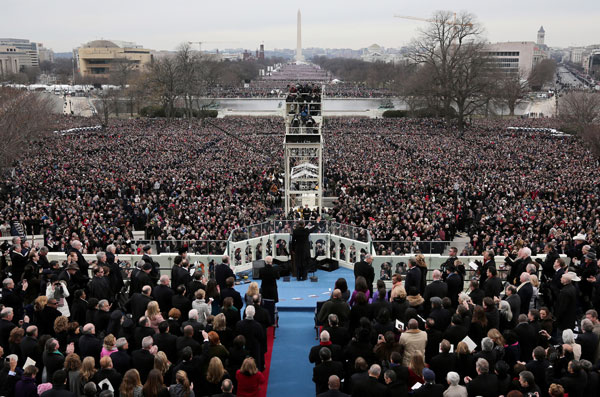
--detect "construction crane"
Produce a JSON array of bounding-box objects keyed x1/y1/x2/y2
[
  {"x1": 188, "y1": 41, "x2": 239, "y2": 52},
  {"x1": 394, "y1": 13, "x2": 473, "y2": 44},
  {"x1": 394, "y1": 13, "x2": 472, "y2": 28}
]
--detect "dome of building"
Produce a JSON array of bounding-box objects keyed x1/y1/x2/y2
[
  {"x1": 368, "y1": 44, "x2": 382, "y2": 52},
  {"x1": 84, "y1": 40, "x2": 119, "y2": 48}
]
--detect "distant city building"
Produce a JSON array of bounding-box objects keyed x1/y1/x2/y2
[
  {"x1": 0, "y1": 45, "x2": 30, "y2": 75},
  {"x1": 485, "y1": 27, "x2": 549, "y2": 76},
  {"x1": 37, "y1": 43, "x2": 55, "y2": 63},
  {"x1": 537, "y1": 26, "x2": 545, "y2": 46},
  {"x1": 76, "y1": 40, "x2": 153, "y2": 79},
  {"x1": 0, "y1": 38, "x2": 40, "y2": 68},
  {"x1": 361, "y1": 44, "x2": 406, "y2": 64}
]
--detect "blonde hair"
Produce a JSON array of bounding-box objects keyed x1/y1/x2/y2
[
  {"x1": 487, "y1": 328, "x2": 505, "y2": 346},
  {"x1": 389, "y1": 285, "x2": 407, "y2": 301},
  {"x1": 415, "y1": 254, "x2": 427, "y2": 268},
  {"x1": 146, "y1": 301, "x2": 160, "y2": 319},
  {"x1": 120, "y1": 369, "x2": 141, "y2": 397},
  {"x1": 247, "y1": 282, "x2": 260, "y2": 297},
  {"x1": 175, "y1": 371, "x2": 191, "y2": 397},
  {"x1": 103, "y1": 334, "x2": 116, "y2": 350},
  {"x1": 54, "y1": 316, "x2": 69, "y2": 333},
  {"x1": 456, "y1": 341, "x2": 470, "y2": 355},
  {"x1": 80, "y1": 356, "x2": 96, "y2": 382},
  {"x1": 206, "y1": 357, "x2": 227, "y2": 384},
  {"x1": 154, "y1": 351, "x2": 170, "y2": 375},
  {"x1": 240, "y1": 357, "x2": 258, "y2": 376},
  {"x1": 530, "y1": 274, "x2": 540, "y2": 288},
  {"x1": 194, "y1": 289, "x2": 205, "y2": 300},
  {"x1": 34, "y1": 296, "x2": 48, "y2": 311},
  {"x1": 213, "y1": 313, "x2": 227, "y2": 331}
]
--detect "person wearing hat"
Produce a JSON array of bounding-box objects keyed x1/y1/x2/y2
[
  {"x1": 141, "y1": 245, "x2": 160, "y2": 284},
  {"x1": 58, "y1": 262, "x2": 82, "y2": 299},
  {"x1": 556, "y1": 272, "x2": 579, "y2": 332},
  {"x1": 413, "y1": 368, "x2": 443, "y2": 397},
  {"x1": 131, "y1": 263, "x2": 153, "y2": 295},
  {"x1": 567, "y1": 233, "x2": 587, "y2": 265},
  {"x1": 580, "y1": 250, "x2": 598, "y2": 310}
]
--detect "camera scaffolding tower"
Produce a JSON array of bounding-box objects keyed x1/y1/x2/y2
[{"x1": 282, "y1": 86, "x2": 324, "y2": 215}]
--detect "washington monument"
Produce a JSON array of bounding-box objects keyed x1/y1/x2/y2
[{"x1": 296, "y1": 9, "x2": 304, "y2": 62}]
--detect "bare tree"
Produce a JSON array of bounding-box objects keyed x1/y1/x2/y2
[
  {"x1": 559, "y1": 91, "x2": 600, "y2": 131},
  {"x1": 0, "y1": 88, "x2": 53, "y2": 169},
  {"x1": 407, "y1": 11, "x2": 488, "y2": 129},
  {"x1": 528, "y1": 59, "x2": 556, "y2": 91},
  {"x1": 581, "y1": 124, "x2": 600, "y2": 159},
  {"x1": 147, "y1": 56, "x2": 180, "y2": 120},
  {"x1": 496, "y1": 72, "x2": 529, "y2": 116}
]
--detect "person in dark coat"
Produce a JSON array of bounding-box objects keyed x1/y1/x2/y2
[
  {"x1": 404, "y1": 258, "x2": 422, "y2": 295},
  {"x1": 0, "y1": 278, "x2": 27, "y2": 322},
  {"x1": 0, "y1": 308, "x2": 16, "y2": 349},
  {"x1": 20, "y1": 326, "x2": 42, "y2": 371},
  {"x1": 258, "y1": 256, "x2": 279, "y2": 303},
  {"x1": 423, "y1": 270, "x2": 448, "y2": 314},
  {"x1": 70, "y1": 290, "x2": 88, "y2": 325},
  {"x1": 235, "y1": 306, "x2": 266, "y2": 370},
  {"x1": 353, "y1": 255, "x2": 375, "y2": 295},
  {"x1": 465, "y1": 358, "x2": 499, "y2": 397},
  {"x1": 445, "y1": 265, "x2": 463, "y2": 308},
  {"x1": 313, "y1": 348, "x2": 344, "y2": 395},
  {"x1": 317, "y1": 375, "x2": 349, "y2": 397},
  {"x1": 91, "y1": 356, "x2": 122, "y2": 395},
  {"x1": 484, "y1": 267, "x2": 503, "y2": 298},
  {"x1": 125, "y1": 286, "x2": 153, "y2": 324},
  {"x1": 290, "y1": 218, "x2": 320, "y2": 281},
  {"x1": 350, "y1": 364, "x2": 389, "y2": 397},
  {"x1": 38, "y1": 298, "x2": 62, "y2": 336},
  {"x1": 66, "y1": 240, "x2": 90, "y2": 279},
  {"x1": 131, "y1": 336, "x2": 156, "y2": 383},
  {"x1": 15, "y1": 365, "x2": 37, "y2": 397},
  {"x1": 152, "y1": 275, "x2": 174, "y2": 315},
  {"x1": 78, "y1": 324, "x2": 102, "y2": 363},
  {"x1": 413, "y1": 368, "x2": 444, "y2": 397},
  {"x1": 578, "y1": 319, "x2": 599, "y2": 362},
  {"x1": 43, "y1": 338, "x2": 65, "y2": 382},
  {"x1": 170, "y1": 256, "x2": 191, "y2": 291},
  {"x1": 215, "y1": 256, "x2": 235, "y2": 291},
  {"x1": 429, "y1": 340, "x2": 458, "y2": 385},
  {"x1": 176, "y1": 325, "x2": 202, "y2": 358},
  {"x1": 87, "y1": 266, "x2": 112, "y2": 302},
  {"x1": 516, "y1": 273, "x2": 534, "y2": 315},
  {"x1": 220, "y1": 277, "x2": 244, "y2": 311},
  {"x1": 40, "y1": 370, "x2": 76, "y2": 397},
  {"x1": 555, "y1": 273, "x2": 578, "y2": 331},
  {"x1": 479, "y1": 250, "x2": 496, "y2": 288},
  {"x1": 110, "y1": 338, "x2": 132, "y2": 376},
  {"x1": 141, "y1": 245, "x2": 160, "y2": 284},
  {"x1": 152, "y1": 321, "x2": 178, "y2": 364}
]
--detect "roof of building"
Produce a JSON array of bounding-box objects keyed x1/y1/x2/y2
[
  {"x1": 538, "y1": 26, "x2": 545, "y2": 33},
  {"x1": 84, "y1": 40, "x2": 120, "y2": 48}
]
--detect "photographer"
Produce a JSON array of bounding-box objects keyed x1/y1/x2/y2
[{"x1": 46, "y1": 279, "x2": 70, "y2": 318}]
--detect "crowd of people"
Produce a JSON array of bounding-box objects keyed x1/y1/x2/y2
[
  {"x1": 1, "y1": 115, "x2": 599, "y2": 259},
  {"x1": 0, "y1": 249, "x2": 281, "y2": 397},
  {"x1": 311, "y1": 247, "x2": 600, "y2": 397}
]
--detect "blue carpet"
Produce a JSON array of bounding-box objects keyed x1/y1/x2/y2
[
  {"x1": 235, "y1": 268, "x2": 355, "y2": 309},
  {"x1": 267, "y1": 311, "x2": 316, "y2": 397}
]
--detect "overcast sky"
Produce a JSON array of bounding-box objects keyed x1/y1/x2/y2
[{"x1": 3, "y1": 0, "x2": 599, "y2": 52}]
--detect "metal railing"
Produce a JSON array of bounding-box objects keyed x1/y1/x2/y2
[
  {"x1": 128, "y1": 239, "x2": 228, "y2": 255},
  {"x1": 372, "y1": 240, "x2": 454, "y2": 255}
]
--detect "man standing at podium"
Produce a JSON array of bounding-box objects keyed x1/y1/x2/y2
[{"x1": 291, "y1": 217, "x2": 321, "y2": 281}]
